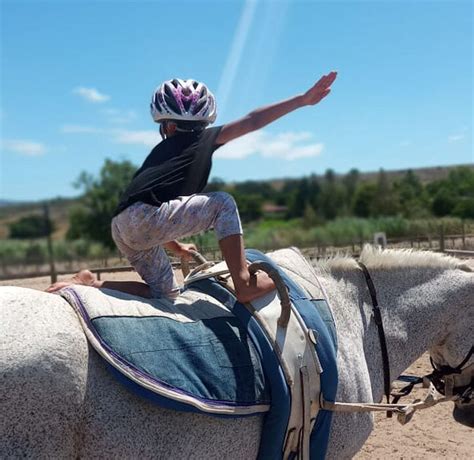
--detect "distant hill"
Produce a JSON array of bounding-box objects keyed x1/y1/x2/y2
[
  {"x1": 356, "y1": 164, "x2": 474, "y2": 184},
  {"x1": 268, "y1": 164, "x2": 474, "y2": 190},
  {"x1": 0, "y1": 197, "x2": 80, "y2": 240},
  {"x1": 0, "y1": 199, "x2": 26, "y2": 207}
]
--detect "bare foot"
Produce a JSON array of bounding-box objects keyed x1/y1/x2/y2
[
  {"x1": 234, "y1": 271, "x2": 276, "y2": 303},
  {"x1": 45, "y1": 270, "x2": 97, "y2": 293}
]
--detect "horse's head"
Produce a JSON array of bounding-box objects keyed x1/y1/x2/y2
[
  {"x1": 430, "y1": 347, "x2": 474, "y2": 427},
  {"x1": 358, "y1": 246, "x2": 474, "y2": 427},
  {"x1": 429, "y1": 263, "x2": 473, "y2": 427},
  {"x1": 452, "y1": 376, "x2": 474, "y2": 428}
]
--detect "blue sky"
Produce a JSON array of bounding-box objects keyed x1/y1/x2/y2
[{"x1": 1, "y1": 0, "x2": 472, "y2": 201}]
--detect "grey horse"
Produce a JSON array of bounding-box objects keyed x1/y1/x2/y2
[{"x1": 1, "y1": 247, "x2": 473, "y2": 458}]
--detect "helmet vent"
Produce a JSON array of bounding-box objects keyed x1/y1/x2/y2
[
  {"x1": 164, "y1": 92, "x2": 180, "y2": 114},
  {"x1": 182, "y1": 96, "x2": 192, "y2": 112},
  {"x1": 195, "y1": 99, "x2": 206, "y2": 113}
]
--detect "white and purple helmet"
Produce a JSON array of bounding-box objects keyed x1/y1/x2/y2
[{"x1": 150, "y1": 79, "x2": 217, "y2": 125}]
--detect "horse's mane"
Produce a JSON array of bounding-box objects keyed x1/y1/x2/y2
[{"x1": 320, "y1": 245, "x2": 472, "y2": 272}]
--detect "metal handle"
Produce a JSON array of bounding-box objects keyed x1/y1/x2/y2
[
  {"x1": 248, "y1": 261, "x2": 291, "y2": 328},
  {"x1": 190, "y1": 250, "x2": 208, "y2": 265},
  {"x1": 181, "y1": 250, "x2": 210, "y2": 278}
]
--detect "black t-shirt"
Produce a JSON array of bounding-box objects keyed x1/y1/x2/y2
[{"x1": 114, "y1": 126, "x2": 223, "y2": 216}]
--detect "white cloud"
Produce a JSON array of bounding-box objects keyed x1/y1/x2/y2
[
  {"x1": 448, "y1": 134, "x2": 465, "y2": 142},
  {"x1": 61, "y1": 124, "x2": 103, "y2": 134},
  {"x1": 73, "y1": 86, "x2": 110, "y2": 103},
  {"x1": 215, "y1": 130, "x2": 324, "y2": 161},
  {"x1": 60, "y1": 124, "x2": 159, "y2": 147},
  {"x1": 102, "y1": 108, "x2": 137, "y2": 124},
  {"x1": 2, "y1": 139, "x2": 47, "y2": 156},
  {"x1": 112, "y1": 129, "x2": 159, "y2": 147}
]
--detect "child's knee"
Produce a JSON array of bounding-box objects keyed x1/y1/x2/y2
[
  {"x1": 212, "y1": 191, "x2": 237, "y2": 213},
  {"x1": 211, "y1": 192, "x2": 243, "y2": 239}
]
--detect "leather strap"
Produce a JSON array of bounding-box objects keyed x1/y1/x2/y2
[{"x1": 358, "y1": 262, "x2": 392, "y2": 413}]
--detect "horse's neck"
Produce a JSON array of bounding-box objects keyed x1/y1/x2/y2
[{"x1": 323, "y1": 266, "x2": 469, "y2": 403}]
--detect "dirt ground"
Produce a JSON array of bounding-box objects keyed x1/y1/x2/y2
[{"x1": 2, "y1": 266, "x2": 473, "y2": 459}]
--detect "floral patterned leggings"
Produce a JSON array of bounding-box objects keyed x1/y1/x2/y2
[{"x1": 111, "y1": 192, "x2": 243, "y2": 298}]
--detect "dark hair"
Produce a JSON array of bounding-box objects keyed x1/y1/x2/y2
[{"x1": 166, "y1": 120, "x2": 208, "y2": 132}]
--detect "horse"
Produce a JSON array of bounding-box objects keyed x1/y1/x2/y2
[{"x1": 1, "y1": 247, "x2": 473, "y2": 459}]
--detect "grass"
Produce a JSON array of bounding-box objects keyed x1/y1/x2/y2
[{"x1": 185, "y1": 216, "x2": 472, "y2": 253}]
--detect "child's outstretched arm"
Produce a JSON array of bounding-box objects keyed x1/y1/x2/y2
[{"x1": 215, "y1": 71, "x2": 337, "y2": 145}]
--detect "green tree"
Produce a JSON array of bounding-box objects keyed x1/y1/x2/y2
[
  {"x1": 427, "y1": 167, "x2": 474, "y2": 218},
  {"x1": 432, "y1": 188, "x2": 456, "y2": 216},
  {"x1": 353, "y1": 183, "x2": 377, "y2": 217},
  {"x1": 307, "y1": 174, "x2": 323, "y2": 215},
  {"x1": 204, "y1": 177, "x2": 226, "y2": 192},
  {"x1": 447, "y1": 167, "x2": 474, "y2": 196},
  {"x1": 393, "y1": 170, "x2": 428, "y2": 218},
  {"x1": 320, "y1": 169, "x2": 346, "y2": 220},
  {"x1": 68, "y1": 159, "x2": 136, "y2": 248},
  {"x1": 234, "y1": 180, "x2": 274, "y2": 200},
  {"x1": 342, "y1": 168, "x2": 360, "y2": 211},
  {"x1": 286, "y1": 178, "x2": 310, "y2": 218},
  {"x1": 9, "y1": 214, "x2": 55, "y2": 239},
  {"x1": 66, "y1": 205, "x2": 92, "y2": 240},
  {"x1": 453, "y1": 197, "x2": 474, "y2": 219},
  {"x1": 372, "y1": 169, "x2": 399, "y2": 216},
  {"x1": 343, "y1": 168, "x2": 360, "y2": 197},
  {"x1": 233, "y1": 193, "x2": 263, "y2": 223}
]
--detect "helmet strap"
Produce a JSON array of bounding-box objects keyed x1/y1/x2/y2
[{"x1": 159, "y1": 123, "x2": 166, "y2": 140}]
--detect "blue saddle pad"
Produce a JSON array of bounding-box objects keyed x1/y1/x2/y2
[{"x1": 61, "y1": 286, "x2": 270, "y2": 414}]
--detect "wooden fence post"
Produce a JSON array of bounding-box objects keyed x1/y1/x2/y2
[{"x1": 44, "y1": 203, "x2": 57, "y2": 284}]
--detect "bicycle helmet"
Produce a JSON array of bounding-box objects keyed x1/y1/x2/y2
[{"x1": 150, "y1": 79, "x2": 217, "y2": 126}]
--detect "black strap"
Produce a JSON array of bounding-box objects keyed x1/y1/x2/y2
[
  {"x1": 432, "y1": 346, "x2": 474, "y2": 374},
  {"x1": 358, "y1": 262, "x2": 392, "y2": 414},
  {"x1": 428, "y1": 346, "x2": 474, "y2": 396},
  {"x1": 456, "y1": 346, "x2": 474, "y2": 370}
]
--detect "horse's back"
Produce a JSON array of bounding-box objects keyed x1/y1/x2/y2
[
  {"x1": 1, "y1": 286, "x2": 263, "y2": 459},
  {"x1": 1, "y1": 286, "x2": 88, "y2": 458}
]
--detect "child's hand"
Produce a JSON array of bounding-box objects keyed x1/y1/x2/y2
[
  {"x1": 177, "y1": 243, "x2": 198, "y2": 260},
  {"x1": 301, "y1": 71, "x2": 337, "y2": 106}
]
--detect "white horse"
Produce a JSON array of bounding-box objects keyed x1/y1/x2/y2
[{"x1": 1, "y1": 247, "x2": 473, "y2": 459}]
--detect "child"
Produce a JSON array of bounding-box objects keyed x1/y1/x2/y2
[{"x1": 47, "y1": 73, "x2": 337, "y2": 302}]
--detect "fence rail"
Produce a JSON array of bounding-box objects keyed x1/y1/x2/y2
[
  {"x1": 0, "y1": 261, "x2": 183, "y2": 281},
  {"x1": 1, "y1": 232, "x2": 473, "y2": 283}
]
